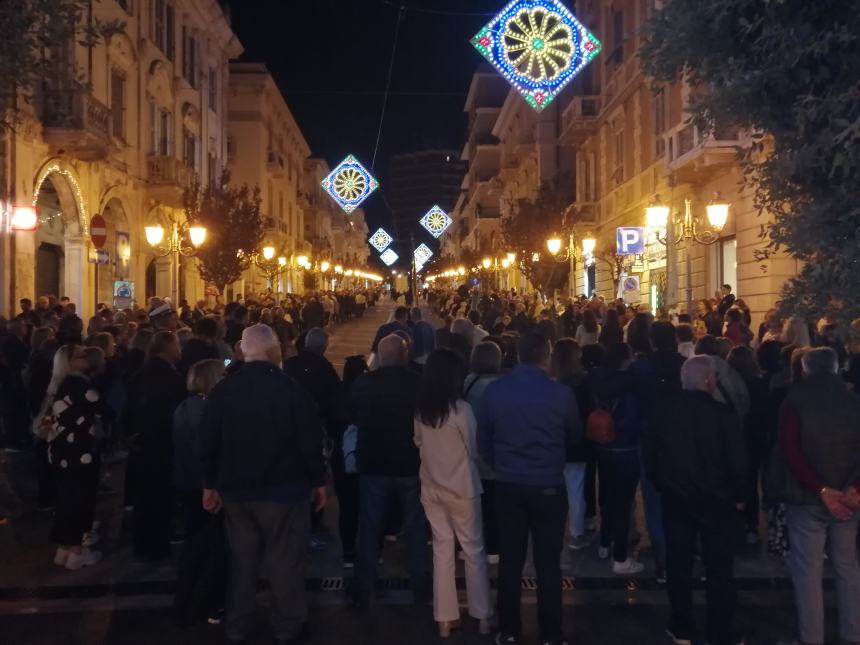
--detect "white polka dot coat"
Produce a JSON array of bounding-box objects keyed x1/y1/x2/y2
[{"x1": 47, "y1": 375, "x2": 100, "y2": 470}]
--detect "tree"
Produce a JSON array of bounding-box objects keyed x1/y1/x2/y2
[
  {"x1": 184, "y1": 170, "x2": 265, "y2": 296},
  {"x1": 640, "y1": 0, "x2": 860, "y2": 320},
  {"x1": 501, "y1": 175, "x2": 576, "y2": 295},
  {"x1": 0, "y1": 1, "x2": 123, "y2": 130}
]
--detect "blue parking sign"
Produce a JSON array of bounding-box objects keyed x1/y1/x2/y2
[{"x1": 616, "y1": 227, "x2": 646, "y2": 256}]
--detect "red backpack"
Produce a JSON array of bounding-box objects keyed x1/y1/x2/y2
[{"x1": 586, "y1": 405, "x2": 617, "y2": 445}]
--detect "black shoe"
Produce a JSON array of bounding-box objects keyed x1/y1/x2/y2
[
  {"x1": 276, "y1": 621, "x2": 310, "y2": 645},
  {"x1": 705, "y1": 634, "x2": 745, "y2": 645}
]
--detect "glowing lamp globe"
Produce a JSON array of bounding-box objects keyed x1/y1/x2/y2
[
  {"x1": 10, "y1": 205, "x2": 38, "y2": 231},
  {"x1": 262, "y1": 246, "x2": 276, "y2": 261},
  {"x1": 501, "y1": 258, "x2": 511, "y2": 269},
  {"x1": 458, "y1": 266, "x2": 466, "y2": 276},
  {"x1": 547, "y1": 237, "x2": 563, "y2": 255},
  {"x1": 706, "y1": 196, "x2": 730, "y2": 232},
  {"x1": 320, "y1": 261, "x2": 331, "y2": 273},
  {"x1": 506, "y1": 252, "x2": 516, "y2": 263},
  {"x1": 145, "y1": 225, "x2": 165, "y2": 247},
  {"x1": 189, "y1": 226, "x2": 207, "y2": 248},
  {"x1": 646, "y1": 197, "x2": 670, "y2": 229},
  {"x1": 482, "y1": 258, "x2": 492, "y2": 269},
  {"x1": 296, "y1": 255, "x2": 309, "y2": 267},
  {"x1": 335, "y1": 265, "x2": 343, "y2": 274},
  {"x1": 582, "y1": 236, "x2": 596, "y2": 255},
  {"x1": 278, "y1": 257, "x2": 288, "y2": 267}
]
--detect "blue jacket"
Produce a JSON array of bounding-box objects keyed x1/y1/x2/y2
[{"x1": 478, "y1": 365, "x2": 582, "y2": 487}]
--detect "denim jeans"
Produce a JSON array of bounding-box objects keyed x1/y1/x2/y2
[
  {"x1": 354, "y1": 475, "x2": 429, "y2": 601},
  {"x1": 639, "y1": 444, "x2": 666, "y2": 572},
  {"x1": 786, "y1": 505, "x2": 860, "y2": 644},
  {"x1": 495, "y1": 481, "x2": 567, "y2": 643},
  {"x1": 563, "y1": 463, "x2": 587, "y2": 539},
  {"x1": 597, "y1": 448, "x2": 639, "y2": 563}
]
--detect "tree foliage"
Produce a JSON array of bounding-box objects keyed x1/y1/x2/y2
[
  {"x1": 184, "y1": 171, "x2": 265, "y2": 295},
  {"x1": 0, "y1": 0, "x2": 123, "y2": 130},
  {"x1": 640, "y1": 0, "x2": 860, "y2": 320},
  {"x1": 501, "y1": 176, "x2": 575, "y2": 294}
]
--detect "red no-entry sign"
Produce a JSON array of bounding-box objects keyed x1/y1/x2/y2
[{"x1": 90, "y1": 214, "x2": 107, "y2": 249}]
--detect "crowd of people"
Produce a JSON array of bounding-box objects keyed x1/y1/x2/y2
[{"x1": 1, "y1": 282, "x2": 859, "y2": 645}]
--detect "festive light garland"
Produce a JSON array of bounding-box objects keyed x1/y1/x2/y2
[
  {"x1": 419, "y1": 205, "x2": 453, "y2": 238},
  {"x1": 321, "y1": 155, "x2": 379, "y2": 214},
  {"x1": 380, "y1": 248, "x2": 399, "y2": 266},
  {"x1": 414, "y1": 243, "x2": 434, "y2": 266},
  {"x1": 472, "y1": 0, "x2": 602, "y2": 112},
  {"x1": 368, "y1": 227, "x2": 394, "y2": 252},
  {"x1": 32, "y1": 164, "x2": 88, "y2": 234}
]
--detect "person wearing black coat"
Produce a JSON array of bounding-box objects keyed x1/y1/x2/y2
[
  {"x1": 179, "y1": 318, "x2": 221, "y2": 376},
  {"x1": 127, "y1": 331, "x2": 186, "y2": 560}
]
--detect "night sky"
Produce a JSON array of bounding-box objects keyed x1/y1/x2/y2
[{"x1": 225, "y1": 0, "x2": 504, "y2": 241}]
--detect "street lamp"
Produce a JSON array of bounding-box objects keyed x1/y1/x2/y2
[
  {"x1": 545, "y1": 232, "x2": 597, "y2": 299},
  {"x1": 10, "y1": 205, "x2": 39, "y2": 232},
  {"x1": 145, "y1": 218, "x2": 207, "y2": 304},
  {"x1": 649, "y1": 193, "x2": 730, "y2": 315}
]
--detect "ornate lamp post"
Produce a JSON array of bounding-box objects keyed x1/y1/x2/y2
[
  {"x1": 546, "y1": 232, "x2": 597, "y2": 299},
  {"x1": 647, "y1": 193, "x2": 730, "y2": 315},
  {"x1": 145, "y1": 218, "x2": 207, "y2": 304},
  {"x1": 248, "y1": 246, "x2": 290, "y2": 293}
]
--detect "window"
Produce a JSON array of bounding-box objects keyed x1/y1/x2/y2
[
  {"x1": 652, "y1": 88, "x2": 666, "y2": 159},
  {"x1": 183, "y1": 128, "x2": 198, "y2": 171},
  {"x1": 110, "y1": 70, "x2": 126, "y2": 139},
  {"x1": 117, "y1": 0, "x2": 133, "y2": 14},
  {"x1": 182, "y1": 27, "x2": 197, "y2": 87},
  {"x1": 153, "y1": 1, "x2": 174, "y2": 59},
  {"x1": 613, "y1": 129, "x2": 624, "y2": 186},
  {"x1": 721, "y1": 237, "x2": 737, "y2": 296},
  {"x1": 208, "y1": 68, "x2": 218, "y2": 112},
  {"x1": 608, "y1": 7, "x2": 624, "y2": 65},
  {"x1": 159, "y1": 109, "x2": 172, "y2": 155},
  {"x1": 165, "y1": 4, "x2": 175, "y2": 61},
  {"x1": 581, "y1": 154, "x2": 595, "y2": 202},
  {"x1": 154, "y1": 0, "x2": 165, "y2": 49},
  {"x1": 149, "y1": 98, "x2": 173, "y2": 156},
  {"x1": 208, "y1": 152, "x2": 218, "y2": 188}
]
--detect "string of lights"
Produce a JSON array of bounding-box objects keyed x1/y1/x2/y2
[{"x1": 380, "y1": 0, "x2": 496, "y2": 17}]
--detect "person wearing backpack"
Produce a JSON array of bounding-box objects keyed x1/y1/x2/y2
[{"x1": 587, "y1": 342, "x2": 644, "y2": 575}]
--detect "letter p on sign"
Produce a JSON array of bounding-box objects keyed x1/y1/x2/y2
[{"x1": 616, "y1": 227, "x2": 645, "y2": 256}]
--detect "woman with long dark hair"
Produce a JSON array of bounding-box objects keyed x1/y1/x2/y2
[
  {"x1": 575, "y1": 309, "x2": 601, "y2": 346},
  {"x1": 598, "y1": 309, "x2": 624, "y2": 346},
  {"x1": 627, "y1": 312, "x2": 654, "y2": 355},
  {"x1": 414, "y1": 349, "x2": 492, "y2": 638}
]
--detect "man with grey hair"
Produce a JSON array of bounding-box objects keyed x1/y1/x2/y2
[
  {"x1": 284, "y1": 327, "x2": 339, "y2": 413},
  {"x1": 776, "y1": 346, "x2": 860, "y2": 645},
  {"x1": 200, "y1": 324, "x2": 326, "y2": 645},
  {"x1": 349, "y1": 333, "x2": 427, "y2": 608},
  {"x1": 644, "y1": 355, "x2": 748, "y2": 645}
]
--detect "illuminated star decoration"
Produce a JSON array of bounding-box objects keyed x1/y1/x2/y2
[
  {"x1": 368, "y1": 228, "x2": 393, "y2": 253},
  {"x1": 414, "y1": 243, "x2": 434, "y2": 267},
  {"x1": 419, "y1": 205, "x2": 453, "y2": 239},
  {"x1": 380, "y1": 248, "x2": 399, "y2": 266},
  {"x1": 321, "y1": 155, "x2": 380, "y2": 213},
  {"x1": 472, "y1": 0, "x2": 602, "y2": 111}
]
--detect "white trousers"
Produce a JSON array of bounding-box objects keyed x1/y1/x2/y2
[{"x1": 421, "y1": 487, "x2": 492, "y2": 622}]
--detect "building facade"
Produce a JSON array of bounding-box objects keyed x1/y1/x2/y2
[
  {"x1": 0, "y1": 0, "x2": 242, "y2": 316},
  {"x1": 227, "y1": 62, "x2": 311, "y2": 297}
]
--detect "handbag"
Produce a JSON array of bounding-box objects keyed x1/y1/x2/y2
[{"x1": 342, "y1": 424, "x2": 358, "y2": 474}]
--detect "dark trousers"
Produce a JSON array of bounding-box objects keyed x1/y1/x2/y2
[
  {"x1": 495, "y1": 481, "x2": 567, "y2": 642},
  {"x1": 174, "y1": 489, "x2": 226, "y2": 625},
  {"x1": 51, "y1": 466, "x2": 98, "y2": 546},
  {"x1": 481, "y1": 479, "x2": 499, "y2": 556},
  {"x1": 597, "y1": 448, "x2": 640, "y2": 563},
  {"x1": 224, "y1": 499, "x2": 309, "y2": 641},
  {"x1": 663, "y1": 493, "x2": 738, "y2": 644},
  {"x1": 331, "y1": 452, "x2": 359, "y2": 559},
  {"x1": 354, "y1": 475, "x2": 428, "y2": 600},
  {"x1": 584, "y1": 454, "x2": 597, "y2": 520},
  {"x1": 36, "y1": 439, "x2": 56, "y2": 508},
  {"x1": 132, "y1": 451, "x2": 173, "y2": 559}
]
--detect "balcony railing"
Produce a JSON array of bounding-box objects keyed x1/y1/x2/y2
[
  {"x1": 147, "y1": 155, "x2": 195, "y2": 207},
  {"x1": 664, "y1": 121, "x2": 745, "y2": 182},
  {"x1": 41, "y1": 90, "x2": 111, "y2": 160},
  {"x1": 561, "y1": 95, "x2": 601, "y2": 145}
]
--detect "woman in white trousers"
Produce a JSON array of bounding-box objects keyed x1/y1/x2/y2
[{"x1": 414, "y1": 349, "x2": 493, "y2": 638}]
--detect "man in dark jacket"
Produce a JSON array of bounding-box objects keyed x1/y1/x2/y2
[
  {"x1": 349, "y1": 334, "x2": 426, "y2": 607},
  {"x1": 283, "y1": 327, "x2": 340, "y2": 418},
  {"x1": 300, "y1": 297, "x2": 325, "y2": 332},
  {"x1": 370, "y1": 306, "x2": 412, "y2": 353},
  {"x1": 199, "y1": 324, "x2": 326, "y2": 645},
  {"x1": 479, "y1": 333, "x2": 582, "y2": 645},
  {"x1": 777, "y1": 347, "x2": 860, "y2": 645},
  {"x1": 643, "y1": 355, "x2": 748, "y2": 645},
  {"x1": 179, "y1": 317, "x2": 220, "y2": 376}
]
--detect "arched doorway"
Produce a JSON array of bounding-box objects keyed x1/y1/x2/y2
[
  {"x1": 99, "y1": 198, "x2": 130, "y2": 306},
  {"x1": 32, "y1": 166, "x2": 86, "y2": 309}
]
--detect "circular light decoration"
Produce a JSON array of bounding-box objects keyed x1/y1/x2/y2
[
  {"x1": 368, "y1": 227, "x2": 394, "y2": 253},
  {"x1": 321, "y1": 154, "x2": 380, "y2": 214},
  {"x1": 414, "y1": 243, "x2": 434, "y2": 267},
  {"x1": 419, "y1": 205, "x2": 453, "y2": 239},
  {"x1": 380, "y1": 248, "x2": 399, "y2": 266},
  {"x1": 472, "y1": 0, "x2": 602, "y2": 112}
]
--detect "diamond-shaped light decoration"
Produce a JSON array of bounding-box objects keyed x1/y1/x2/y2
[
  {"x1": 321, "y1": 154, "x2": 380, "y2": 213},
  {"x1": 419, "y1": 205, "x2": 453, "y2": 239},
  {"x1": 368, "y1": 227, "x2": 393, "y2": 253},
  {"x1": 471, "y1": 0, "x2": 602, "y2": 112},
  {"x1": 414, "y1": 261, "x2": 425, "y2": 274},
  {"x1": 380, "y1": 248, "x2": 399, "y2": 266},
  {"x1": 414, "y1": 243, "x2": 434, "y2": 267}
]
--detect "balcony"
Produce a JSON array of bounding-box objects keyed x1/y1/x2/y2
[
  {"x1": 664, "y1": 122, "x2": 745, "y2": 183},
  {"x1": 567, "y1": 201, "x2": 599, "y2": 224},
  {"x1": 561, "y1": 95, "x2": 601, "y2": 145},
  {"x1": 267, "y1": 150, "x2": 285, "y2": 177},
  {"x1": 41, "y1": 91, "x2": 111, "y2": 161},
  {"x1": 147, "y1": 155, "x2": 196, "y2": 208}
]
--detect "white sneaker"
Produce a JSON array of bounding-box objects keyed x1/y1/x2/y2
[
  {"x1": 65, "y1": 548, "x2": 102, "y2": 570},
  {"x1": 82, "y1": 532, "x2": 100, "y2": 548},
  {"x1": 53, "y1": 547, "x2": 69, "y2": 566},
  {"x1": 612, "y1": 558, "x2": 645, "y2": 575},
  {"x1": 488, "y1": 554, "x2": 500, "y2": 565}
]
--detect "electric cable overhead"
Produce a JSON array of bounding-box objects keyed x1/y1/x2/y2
[
  {"x1": 371, "y1": 2, "x2": 405, "y2": 173},
  {"x1": 380, "y1": 0, "x2": 496, "y2": 16}
]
